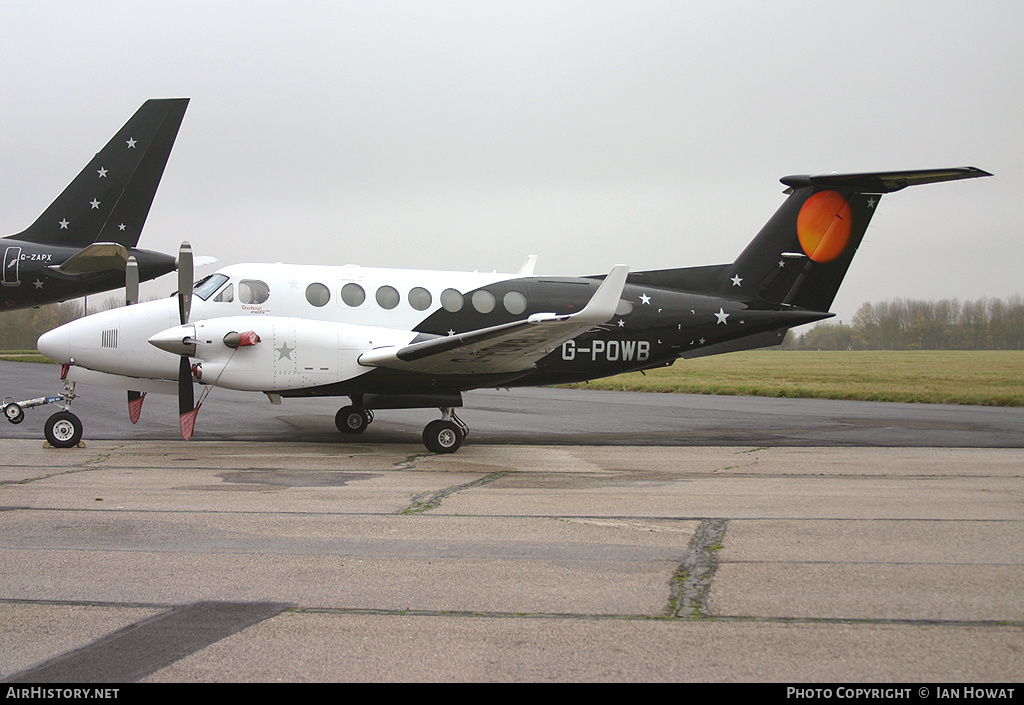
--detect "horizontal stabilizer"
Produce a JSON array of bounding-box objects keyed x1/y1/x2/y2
[
  {"x1": 48, "y1": 242, "x2": 129, "y2": 276},
  {"x1": 780, "y1": 167, "x2": 991, "y2": 193}
]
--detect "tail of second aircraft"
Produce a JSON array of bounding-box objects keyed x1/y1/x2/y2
[
  {"x1": 630, "y1": 167, "x2": 991, "y2": 313},
  {"x1": 10, "y1": 98, "x2": 190, "y2": 250}
]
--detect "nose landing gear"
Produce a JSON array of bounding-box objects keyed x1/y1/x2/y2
[
  {"x1": 44, "y1": 409, "x2": 83, "y2": 448},
  {"x1": 3, "y1": 376, "x2": 84, "y2": 448}
]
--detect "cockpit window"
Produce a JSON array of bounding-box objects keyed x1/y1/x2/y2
[
  {"x1": 214, "y1": 283, "x2": 234, "y2": 303},
  {"x1": 194, "y1": 274, "x2": 228, "y2": 301},
  {"x1": 239, "y1": 279, "x2": 270, "y2": 305}
]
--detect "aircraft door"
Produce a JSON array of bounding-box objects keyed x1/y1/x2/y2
[{"x1": 3, "y1": 247, "x2": 21, "y2": 287}]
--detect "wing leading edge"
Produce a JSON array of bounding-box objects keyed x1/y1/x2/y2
[{"x1": 358, "y1": 265, "x2": 630, "y2": 375}]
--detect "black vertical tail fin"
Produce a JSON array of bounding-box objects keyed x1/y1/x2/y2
[
  {"x1": 11, "y1": 98, "x2": 189, "y2": 249},
  {"x1": 721, "y1": 168, "x2": 991, "y2": 312}
]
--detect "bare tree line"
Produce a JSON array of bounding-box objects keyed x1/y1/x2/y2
[
  {"x1": 0, "y1": 295, "x2": 123, "y2": 351},
  {"x1": 788, "y1": 296, "x2": 1024, "y2": 350}
]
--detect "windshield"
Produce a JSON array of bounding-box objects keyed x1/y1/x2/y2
[{"x1": 193, "y1": 273, "x2": 229, "y2": 301}]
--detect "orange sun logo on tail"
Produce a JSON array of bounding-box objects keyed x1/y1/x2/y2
[{"x1": 797, "y1": 190, "x2": 852, "y2": 263}]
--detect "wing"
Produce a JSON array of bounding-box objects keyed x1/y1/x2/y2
[{"x1": 358, "y1": 265, "x2": 629, "y2": 375}]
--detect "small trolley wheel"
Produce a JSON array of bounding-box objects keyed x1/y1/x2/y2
[
  {"x1": 4, "y1": 403, "x2": 25, "y2": 425},
  {"x1": 422, "y1": 419, "x2": 464, "y2": 454},
  {"x1": 335, "y1": 405, "x2": 370, "y2": 434},
  {"x1": 44, "y1": 411, "x2": 83, "y2": 449}
]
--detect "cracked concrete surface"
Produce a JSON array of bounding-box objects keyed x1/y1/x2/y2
[{"x1": 1, "y1": 440, "x2": 1022, "y2": 682}]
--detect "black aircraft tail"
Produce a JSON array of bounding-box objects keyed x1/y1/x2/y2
[
  {"x1": 11, "y1": 98, "x2": 189, "y2": 249},
  {"x1": 719, "y1": 168, "x2": 991, "y2": 312},
  {"x1": 629, "y1": 168, "x2": 991, "y2": 313}
]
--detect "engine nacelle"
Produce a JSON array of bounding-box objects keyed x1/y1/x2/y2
[{"x1": 149, "y1": 316, "x2": 415, "y2": 391}]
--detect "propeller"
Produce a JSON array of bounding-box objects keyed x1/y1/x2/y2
[
  {"x1": 175, "y1": 242, "x2": 201, "y2": 440},
  {"x1": 125, "y1": 256, "x2": 146, "y2": 423},
  {"x1": 125, "y1": 256, "x2": 139, "y2": 306}
]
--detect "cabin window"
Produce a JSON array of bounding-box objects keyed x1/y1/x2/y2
[
  {"x1": 472, "y1": 290, "x2": 495, "y2": 314},
  {"x1": 376, "y1": 285, "x2": 400, "y2": 310},
  {"x1": 408, "y1": 287, "x2": 432, "y2": 311},
  {"x1": 503, "y1": 291, "x2": 527, "y2": 315},
  {"x1": 440, "y1": 288, "x2": 463, "y2": 312},
  {"x1": 305, "y1": 282, "x2": 330, "y2": 307},
  {"x1": 194, "y1": 273, "x2": 228, "y2": 301},
  {"x1": 238, "y1": 279, "x2": 270, "y2": 305},
  {"x1": 341, "y1": 283, "x2": 365, "y2": 307},
  {"x1": 214, "y1": 283, "x2": 234, "y2": 303}
]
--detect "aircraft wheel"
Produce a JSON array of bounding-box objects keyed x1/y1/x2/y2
[
  {"x1": 4, "y1": 403, "x2": 25, "y2": 425},
  {"x1": 45, "y1": 411, "x2": 83, "y2": 449},
  {"x1": 423, "y1": 420, "x2": 464, "y2": 454},
  {"x1": 335, "y1": 406, "x2": 370, "y2": 434}
]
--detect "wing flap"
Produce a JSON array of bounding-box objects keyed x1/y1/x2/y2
[{"x1": 359, "y1": 265, "x2": 629, "y2": 375}]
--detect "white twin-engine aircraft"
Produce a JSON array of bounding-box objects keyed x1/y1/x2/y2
[{"x1": 35, "y1": 167, "x2": 990, "y2": 453}]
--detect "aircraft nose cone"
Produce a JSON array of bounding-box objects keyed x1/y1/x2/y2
[
  {"x1": 37, "y1": 325, "x2": 71, "y2": 363},
  {"x1": 148, "y1": 325, "x2": 195, "y2": 356}
]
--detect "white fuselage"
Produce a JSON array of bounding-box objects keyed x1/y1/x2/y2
[{"x1": 39, "y1": 262, "x2": 530, "y2": 392}]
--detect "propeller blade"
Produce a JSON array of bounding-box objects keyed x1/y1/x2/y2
[
  {"x1": 128, "y1": 391, "x2": 146, "y2": 424},
  {"x1": 178, "y1": 356, "x2": 195, "y2": 415},
  {"x1": 178, "y1": 355, "x2": 198, "y2": 440},
  {"x1": 175, "y1": 243, "x2": 196, "y2": 439},
  {"x1": 126, "y1": 255, "x2": 144, "y2": 419},
  {"x1": 125, "y1": 256, "x2": 139, "y2": 306},
  {"x1": 177, "y1": 241, "x2": 194, "y2": 325},
  {"x1": 180, "y1": 405, "x2": 202, "y2": 442}
]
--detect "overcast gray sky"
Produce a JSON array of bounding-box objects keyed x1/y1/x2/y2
[{"x1": 2, "y1": 0, "x2": 1020, "y2": 322}]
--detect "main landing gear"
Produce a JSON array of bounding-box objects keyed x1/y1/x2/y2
[
  {"x1": 422, "y1": 408, "x2": 469, "y2": 454},
  {"x1": 2, "y1": 377, "x2": 84, "y2": 449},
  {"x1": 334, "y1": 403, "x2": 469, "y2": 454},
  {"x1": 335, "y1": 405, "x2": 373, "y2": 434}
]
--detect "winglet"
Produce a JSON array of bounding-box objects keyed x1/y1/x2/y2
[{"x1": 574, "y1": 265, "x2": 629, "y2": 323}]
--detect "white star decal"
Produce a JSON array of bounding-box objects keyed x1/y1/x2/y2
[
  {"x1": 731, "y1": 274, "x2": 743, "y2": 287},
  {"x1": 617, "y1": 319, "x2": 625, "y2": 327},
  {"x1": 34, "y1": 280, "x2": 44, "y2": 289},
  {"x1": 778, "y1": 260, "x2": 785, "y2": 268},
  {"x1": 97, "y1": 167, "x2": 107, "y2": 178},
  {"x1": 867, "y1": 196, "x2": 877, "y2": 208},
  {"x1": 699, "y1": 338, "x2": 706, "y2": 345},
  {"x1": 714, "y1": 308, "x2": 729, "y2": 325},
  {"x1": 447, "y1": 330, "x2": 456, "y2": 336},
  {"x1": 119, "y1": 223, "x2": 127, "y2": 230},
  {"x1": 126, "y1": 138, "x2": 137, "y2": 149},
  {"x1": 90, "y1": 199, "x2": 101, "y2": 209},
  {"x1": 58, "y1": 219, "x2": 69, "y2": 229},
  {"x1": 639, "y1": 293, "x2": 651, "y2": 305}
]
